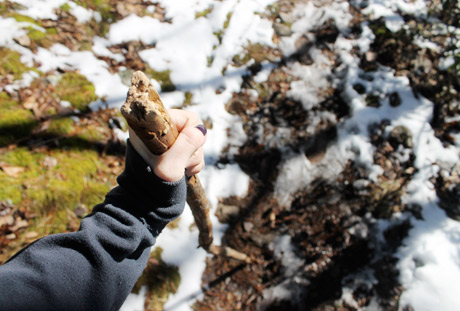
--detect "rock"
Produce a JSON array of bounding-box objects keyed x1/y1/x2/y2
[
  {"x1": 365, "y1": 51, "x2": 377, "y2": 62},
  {"x1": 389, "y1": 92, "x2": 401, "y2": 107},
  {"x1": 14, "y1": 35, "x2": 31, "y2": 47},
  {"x1": 243, "y1": 221, "x2": 254, "y2": 232},
  {"x1": 389, "y1": 126, "x2": 412, "y2": 149},
  {"x1": 119, "y1": 69, "x2": 135, "y2": 86},
  {"x1": 43, "y1": 156, "x2": 58, "y2": 169},
  {"x1": 279, "y1": 12, "x2": 294, "y2": 24},
  {"x1": 216, "y1": 204, "x2": 240, "y2": 223},
  {"x1": 353, "y1": 83, "x2": 366, "y2": 94},
  {"x1": 250, "y1": 232, "x2": 277, "y2": 247},
  {"x1": 75, "y1": 205, "x2": 87, "y2": 218},
  {"x1": 412, "y1": 51, "x2": 433, "y2": 74},
  {"x1": 273, "y1": 23, "x2": 293, "y2": 37}
]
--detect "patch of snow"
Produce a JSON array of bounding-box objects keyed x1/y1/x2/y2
[
  {"x1": 92, "y1": 37, "x2": 125, "y2": 63},
  {"x1": 359, "y1": 0, "x2": 427, "y2": 32},
  {"x1": 259, "y1": 235, "x2": 307, "y2": 310},
  {"x1": 119, "y1": 286, "x2": 146, "y2": 311},
  {"x1": 34, "y1": 44, "x2": 127, "y2": 109},
  {"x1": 286, "y1": 48, "x2": 332, "y2": 110},
  {"x1": 13, "y1": 0, "x2": 68, "y2": 20},
  {"x1": 68, "y1": 2, "x2": 94, "y2": 24}
]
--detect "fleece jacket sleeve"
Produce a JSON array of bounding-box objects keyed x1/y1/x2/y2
[{"x1": 0, "y1": 140, "x2": 186, "y2": 311}]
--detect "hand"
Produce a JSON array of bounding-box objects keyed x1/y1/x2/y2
[{"x1": 129, "y1": 109, "x2": 207, "y2": 182}]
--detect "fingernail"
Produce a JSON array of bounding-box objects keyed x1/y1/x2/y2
[{"x1": 196, "y1": 124, "x2": 207, "y2": 136}]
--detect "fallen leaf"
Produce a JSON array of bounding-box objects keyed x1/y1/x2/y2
[
  {"x1": 23, "y1": 95, "x2": 38, "y2": 110},
  {"x1": 0, "y1": 162, "x2": 25, "y2": 178},
  {"x1": 0, "y1": 215, "x2": 14, "y2": 227},
  {"x1": 43, "y1": 156, "x2": 58, "y2": 168},
  {"x1": 9, "y1": 218, "x2": 28, "y2": 232},
  {"x1": 24, "y1": 231, "x2": 39, "y2": 239}
]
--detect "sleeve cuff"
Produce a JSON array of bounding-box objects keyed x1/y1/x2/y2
[{"x1": 104, "y1": 140, "x2": 186, "y2": 236}]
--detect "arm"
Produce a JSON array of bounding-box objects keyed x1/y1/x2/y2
[{"x1": 0, "y1": 110, "x2": 206, "y2": 311}]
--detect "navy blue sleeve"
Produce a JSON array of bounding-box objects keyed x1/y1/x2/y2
[{"x1": 0, "y1": 140, "x2": 186, "y2": 311}]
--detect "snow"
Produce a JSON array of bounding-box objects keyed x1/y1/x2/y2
[
  {"x1": 34, "y1": 44, "x2": 127, "y2": 109},
  {"x1": 12, "y1": 0, "x2": 67, "y2": 20},
  {"x1": 1, "y1": 0, "x2": 459, "y2": 310}
]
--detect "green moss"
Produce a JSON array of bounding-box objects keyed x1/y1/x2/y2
[
  {"x1": 213, "y1": 30, "x2": 224, "y2": 44},
  {"x1": 60, "y1": 3, "x2": 72, "y2": 12},
  {"x1": 0, "y1": 174, "x2": 22, "y2": 203},
  {"x1": 0, "y1": 92, "x2": 37, "y2": 146},
  {"x1": 70, "y1": 0, "x2": 114, "y2": 37},
  {"x1": 0, "y1": 147, "x2": 42, "y2": 204},
  {"x1": 133, "y1": 247, "x2": 181, "y2": 311},
  {"x1": 75, "y1": 0, "x2": 114, "y2": 23},
  {"x1": 0, "y1": 147, "x2": 115, "y2": 235},
  {"x1": 81, "y1": 181, "x2": 109, "y2": 209},
  {"x1": 12, "y1": 14, "x2": 39, "y2": 25},
  {"x1": 55, "y1": 72, "x2": 98, "y2": 111},
  {"x1": 196, "y1": 7, "x2": 213, "y2": 19},
  {"x1": 232, "y1": 43, "x2": 272, "y2": 67},
  {"x1": 47, "y1": 118, "x2": 75, "y2": 136},
  {"x1": 3, "y1": 147, "x2": 41, "y2": 168},
  {"x1": 0, "y1": 48, "x2": 30, "y2": 80},
  {"x1": 0, "y1": 2, "x2": 7, "y2": 15},
  {"x1": 46, "y1": 27, "x2": 58, "y2": 35},
  {"x1": 75, "y1": 124, "x2": 105, "y2": 142},
  {"x1": 145, "y1": 68, "x2": 176, "y2": 92},
  {"x1": 26, "y1": 26, "x2": 57, "y2": 49},
  {"x1": 183, "y1": 92, "x2": 193, "y2": 107},
  {"x1": 27, "y1": 27, "x2": 47, "y2": 40},
  {"x1": 223, "y1": 12, "x2": 232, "y2": 29}
]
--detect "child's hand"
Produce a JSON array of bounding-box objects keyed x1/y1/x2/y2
[{"x1": 129, "y1": 109, "x2": 207, "y2": 182}]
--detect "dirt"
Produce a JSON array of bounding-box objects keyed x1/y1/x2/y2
[{"x1": 193, "y1": 2, "x2": 459, "y2": 311}]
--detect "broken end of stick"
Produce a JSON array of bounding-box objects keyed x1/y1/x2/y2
[
  {"x1": 120, "y1": 70, "x2": 178, "y2": 155},
  {"x1": 209, "y1": 244, "x2": 251, "y2": 264}
]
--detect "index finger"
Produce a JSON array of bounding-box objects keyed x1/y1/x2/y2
[{"x1": 167, "y1": 109, "x2": 201, "y2": 132}]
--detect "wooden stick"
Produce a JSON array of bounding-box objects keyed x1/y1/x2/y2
[{"x1": 121, "y1": 71, "x2": 250, "y2": 263}]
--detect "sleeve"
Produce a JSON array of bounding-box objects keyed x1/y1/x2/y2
[{"x1": 0, "y1": 140, "x2": 186, "y2": 311}]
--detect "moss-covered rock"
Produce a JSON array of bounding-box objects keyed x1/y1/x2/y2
[{"x1": 55, "y1": 72, "x2": 98, "y2": 111}]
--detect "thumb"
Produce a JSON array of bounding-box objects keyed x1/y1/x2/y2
[{"x1": 154, "y1": 125, "x2": 207, "y2": 182}]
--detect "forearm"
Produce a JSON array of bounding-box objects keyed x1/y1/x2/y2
[{"x1": 0, "y1": 141, "x2": 186, "y2": 311}]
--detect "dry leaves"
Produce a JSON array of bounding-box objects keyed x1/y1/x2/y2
[{"x1": 0, "y1": 161, "x2": 25, "y2": 178}]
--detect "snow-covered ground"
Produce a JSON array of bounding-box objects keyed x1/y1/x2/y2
[{"x1": 1, "y1": 0, "x2": 459, "y2": 310}]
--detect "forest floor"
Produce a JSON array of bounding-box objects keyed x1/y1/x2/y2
[{"x1": 0, "y1": 0, "x2": 459, "y2": 311}]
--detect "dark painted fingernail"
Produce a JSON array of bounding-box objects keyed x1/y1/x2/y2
[{"x1": 196, "y1": 124, "x2": 207, "y2": 136}]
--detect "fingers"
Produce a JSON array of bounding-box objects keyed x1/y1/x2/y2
[
  {"x1": 153, "y1": 110, "x2": 207, "y2": 182},
  {"x1": 185, "y1": 148, "x2": 205, "y2": 177},
  {"x1": 128, "y1": 108, "x2": 207, "y2": 182}
]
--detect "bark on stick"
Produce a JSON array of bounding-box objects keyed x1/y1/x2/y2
[{"x1": 121, "y1": 71, "x2": 249, "y2": 263}]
